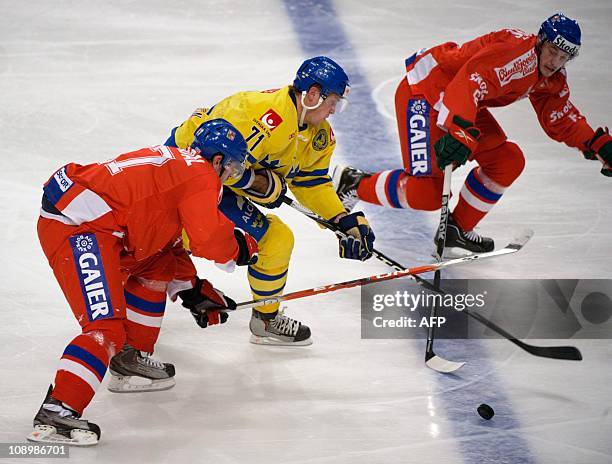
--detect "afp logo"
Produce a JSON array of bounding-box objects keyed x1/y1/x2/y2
[{"x1": 553, "y1": 35, "x2": 579, "y2": 56}]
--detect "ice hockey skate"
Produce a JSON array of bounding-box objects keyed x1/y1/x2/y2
[
  {"x1": 249, "y1": 309, "x2": 312, "y2": 346},
  {"x1": 434, "y1": 213, "x2": 494, "y2": 258},
  {"x1": 107, "y1": 344, "x2": 176, "y2": 393},
  {"x1": 27, "y1": 386, "x2": 100, "y2": 446},
  {"x1": 332, "y1": 165, "x2": 371, "y2": 213}
]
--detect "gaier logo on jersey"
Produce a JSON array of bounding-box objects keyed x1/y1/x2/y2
[
  {"x1": 494, "y1": 49, "x2": 537, "y2": 86},
  {"x1": 74, "y1": 234, "x2": 94, "y2": 252},
  {"x1": 260, "y1": 109, "x2": 283, "y2": 131},
  {"x1": 69, "y1": 234, "x2": 114, "y2": 322},
  {"x1": 407, "y1": 98, "x2": 431, "y2": 177}
]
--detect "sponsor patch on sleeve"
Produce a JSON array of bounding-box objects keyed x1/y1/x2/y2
[{"x1": 44, "y1": 166, "x2": 74, "y2": 204}]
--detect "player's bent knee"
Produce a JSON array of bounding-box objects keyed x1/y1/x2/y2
[
  {"x1": 503, "y1": 142, "x2": 525, "y2": 183},
  {"x1": 83, "y1": 319, "x2": 126, "y2": 356},
  {"x1": 256, "y1": 215, "x2": 294, "y2": 269},
  {"x1": 405, "y1": 177, "x2": 444, "y2": 211}
]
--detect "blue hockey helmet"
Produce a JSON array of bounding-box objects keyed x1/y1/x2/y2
[
  {"x1": 293, "y1": 56, "x2": 350, "y2": 100},
  {"x1": 538, "y1": 13, "x2": 581, "y2": 58},
  {"x1": 191, "y1": 119, "x2": 248, "y2": 179}
]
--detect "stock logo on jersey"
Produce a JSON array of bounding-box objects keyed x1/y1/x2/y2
[
  {"x1": 260, "y1": 109, "x2": 283, "y2": 131},
  {"x1": 407, "y1": 98, "x2": 431, "y2": 177},
  {"x1": 69, "y1": 233, "x2": 114, "y2": 322},
  {"x1": 313, "y1": 129, "x2": 328, "y2": 151}
]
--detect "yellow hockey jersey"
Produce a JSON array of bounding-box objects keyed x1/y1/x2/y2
[{"x1": 167, "y1": 86, "x2": 346, "y2": 220}]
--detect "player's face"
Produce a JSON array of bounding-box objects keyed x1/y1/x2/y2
[
  {"x1": 214, "y1": 155, "x2": 246, "y2": 183},
  {"x1": 304, "y1": 93, "x2": 342, "y2": 125},
  {"x1": 211, "y1": 154, "x2": 225, "y2": 178},
  {"x1": 539, "y1": 41, "x2": 571, "y2": 77}
]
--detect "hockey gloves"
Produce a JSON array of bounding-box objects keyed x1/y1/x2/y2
[
  {"x1": 337, "y1": 212, "x2": 375, "y2": 261},
  {"x1": 434, "y1": 115, "x2": 481, "y2": 169},
  {"x1": 178, "y1": 277, "x2": 237, "y2": 328},
  {"x1": 243, "y1": 169, "x2": 287, "y2": 208},
  {"x1": 583, "y1": 127, "x2": 612, "y2": 177},
  {"x1": 234, "y1": 228, "x2": 259, "y2": 266}
]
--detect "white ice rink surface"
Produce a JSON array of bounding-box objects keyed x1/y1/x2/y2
[{"x1": 1, "y1": 1, "x2": 611, "y2": 463}]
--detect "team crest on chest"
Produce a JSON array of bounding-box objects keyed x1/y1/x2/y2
[{"x1": 312, "y1": 129, "x2": 328, "y2": 151}]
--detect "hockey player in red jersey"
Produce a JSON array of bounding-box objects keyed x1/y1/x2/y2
[
  {"x1": 28, "y1": 119, "x2": 259, "y2": 446},
  {"x1": 333, "y1": 13, "x2": 612, "y2": 257}
]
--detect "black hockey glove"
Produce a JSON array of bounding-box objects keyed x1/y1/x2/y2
[
  {"x1": 177, "y1": 277, "x2": 237, "y2": 328},
  {"x1": 234, "y1": 228, "x2": 259, "y2": 266},
  {"x1": 337, "y1": 212, "x2": 375, "y2": 261},
  {"x1": 583, "y1": 127, "x2": 612, "y2": 177},
  {"x1": 434, "y1": 115, "x2": 481, "y2": 169}
]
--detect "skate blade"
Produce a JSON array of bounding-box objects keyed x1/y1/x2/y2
[
  {"x1": 27, "y1": 425, "x2": 98, "y2": 446},
  {"x1": 107, "y1": 374, "x2": 176, "y2": 393},
  {"x1": 249, "y1": 334, "x2": 313, "y2": 346}
]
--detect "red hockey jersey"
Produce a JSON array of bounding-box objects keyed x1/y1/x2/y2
[
  {"x1": 42, "y1": 145, "x2": 238, "y2": 264},
  {"x1": 404, "y1": 28, "x2": 595, "y2": 150}
]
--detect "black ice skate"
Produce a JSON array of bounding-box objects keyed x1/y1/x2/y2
[
  {"x1": 27, "y1": 385, "x2": 100, "y2": 446},
  {"x1": 108, "y1": 344, "x2": 175, "y2": 393},
  {"x1": 249, "y1": 309, "x2": 312, "y2": 346},
  {"x1": 434, "y1": 214, "x2": 494, "y2": 258},
  {"x1": 332, "y1": 165, "x2": 371, "y2": 213}
]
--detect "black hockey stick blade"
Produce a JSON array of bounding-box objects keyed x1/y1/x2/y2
[
  {"x1": 465, "y1": 309, "x2": 583, "y2": 361},
  {"x1": 514, "y1": 340, "x2": 583, "y2": 361}
]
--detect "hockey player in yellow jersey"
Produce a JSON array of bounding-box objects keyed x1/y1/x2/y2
[{"x1": 165, "y1": 56, "x2": 375, "y2": 346}]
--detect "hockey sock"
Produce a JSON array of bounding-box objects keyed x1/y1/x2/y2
[
  {"x1": 453, "y1": 167, "x2": 506, "y2": 231},
  {"x1": 124, "y1": 278, "x2": 166, "y2": 353},
  {"x1": 248, "y1": 265, "x2": 288, "y2": 314},
  {"x1": 53, "y1": 327, "x2": 120, "y2": 414},
  {"x1": 356, "y1": 169, "x2": 409, "y2": 208}
]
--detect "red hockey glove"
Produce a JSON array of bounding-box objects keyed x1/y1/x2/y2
[
  {"x1": 434, "y1": 115, "x2": 481, "y2": 169},
  {"x1": 234, "y1": 228, "x2": 259, "y2": 266},
  {"x1": 583, "y1": 127, "x2": 612, "y2": 177},
  {"x1": 177, "y1": 277, "x2": 237, "y2": 328}
]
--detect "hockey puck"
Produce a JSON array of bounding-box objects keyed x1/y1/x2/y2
[{"x1": 477, "y1": 403, "x2": 494, "y2": 420}]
